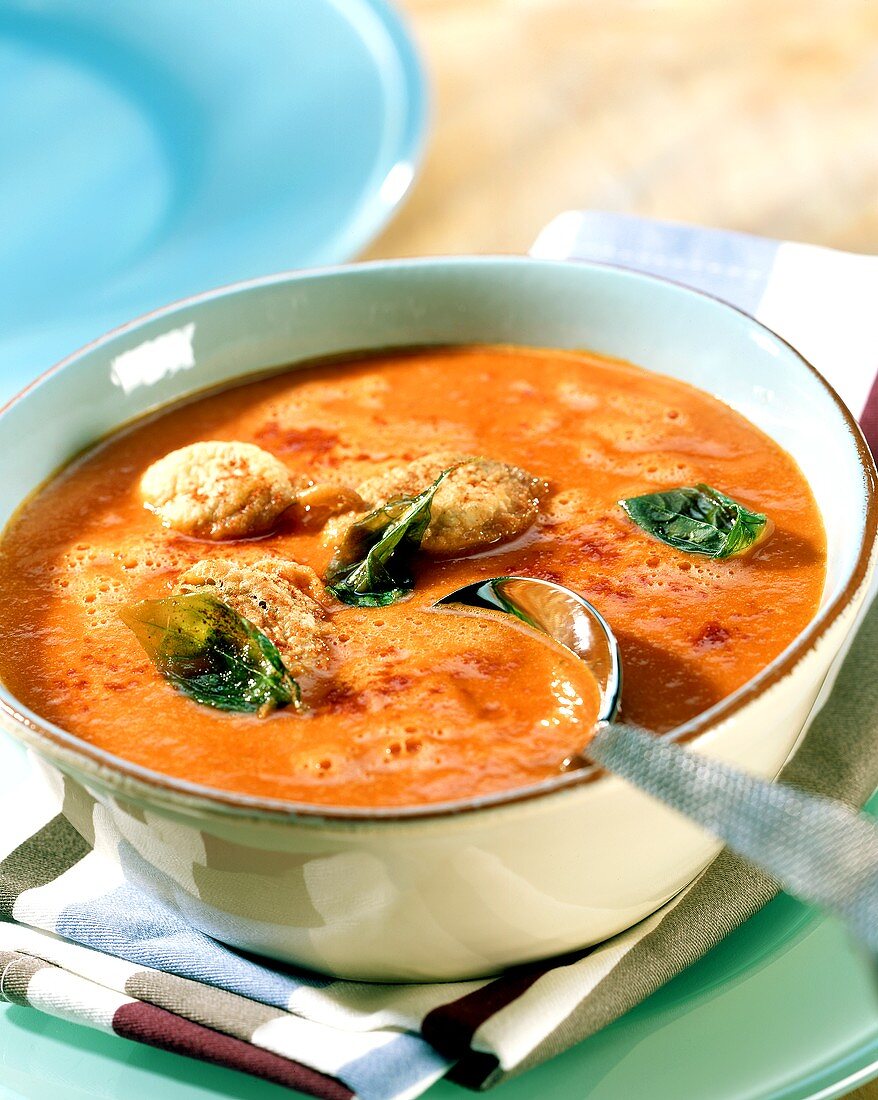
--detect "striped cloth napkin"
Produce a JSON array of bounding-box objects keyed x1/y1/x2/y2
[{"x1": 3, "y1": 212, "x2": 878, "y2": 1100}]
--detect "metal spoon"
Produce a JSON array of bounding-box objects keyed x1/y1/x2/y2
[{"x1": 435, "y1": 576, "x2": 878, "y2": 953}]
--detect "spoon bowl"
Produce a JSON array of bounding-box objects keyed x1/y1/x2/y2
[{"x1": 433, "y1": 575, "x2": 622, "y2": 725}]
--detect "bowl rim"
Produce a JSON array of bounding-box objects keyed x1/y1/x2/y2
[{"x1": 1, "y1": 254, "x2": 875, "y2": 825}]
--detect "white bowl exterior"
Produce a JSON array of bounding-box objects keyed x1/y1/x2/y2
[{"x1": 0, "y1": 258, "x2": 873, "y2": 980}]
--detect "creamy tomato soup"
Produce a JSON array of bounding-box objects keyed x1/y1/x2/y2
[{"x1": 0, "y1": 346, "x2": 826, "y2": 806}]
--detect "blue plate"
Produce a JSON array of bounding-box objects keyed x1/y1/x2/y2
[{"x1": 0, "y1": 0, "x2": 426, "y2": 398}]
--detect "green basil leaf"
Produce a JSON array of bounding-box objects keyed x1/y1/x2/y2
[
  {"x1": 619, "y1": 483, "x2": 769, "y2": 559},
  {"x1": 120, "y1": 592, "x2": 300, "y2": 715},
  {"x1": 326, "y1": 467, "x2": 455, "y2": 606}
]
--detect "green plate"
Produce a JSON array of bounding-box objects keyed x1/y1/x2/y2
[{"x1": 1, "y1": 735, "x2": 877, "y2": 1099}]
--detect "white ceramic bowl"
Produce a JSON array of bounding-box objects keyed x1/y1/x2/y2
[{"x1": 1, "y1": 258, "x2": 875, "y2": 981}]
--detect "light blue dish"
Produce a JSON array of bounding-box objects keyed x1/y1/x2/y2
[{"x1": 0, "y1": 0, "x2": 426, "y2": 397}]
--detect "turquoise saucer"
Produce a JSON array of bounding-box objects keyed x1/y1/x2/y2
[{"x1": 0, "y1": 0, "x2": 425, "y2": 397}]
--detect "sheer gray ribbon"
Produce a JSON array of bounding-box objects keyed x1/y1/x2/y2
[{"x1": 590, "y1": 723, "x2": 878, "y2": 952}]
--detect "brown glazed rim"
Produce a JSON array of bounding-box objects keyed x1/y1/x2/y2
[{"x1": 0, "y1": 255, "x2": 876, "y2": 826}]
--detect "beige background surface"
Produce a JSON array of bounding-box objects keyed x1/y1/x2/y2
[
  {"x1": 368, "y1": 1, "x2": 878, "y2": 1095},
  {"x1": 366, "y1": 0, "x2": 878, "y2": 261}
]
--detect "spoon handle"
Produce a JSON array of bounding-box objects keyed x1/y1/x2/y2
[{"x1": 589, "y1": 722, "x2": 878, "y2": 952}]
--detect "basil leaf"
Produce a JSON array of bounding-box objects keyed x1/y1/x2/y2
[
  {"x1": 619, "y1": 483, "x2": 768, "y2": 559},
  {"x1": 120, "y1": 592, "x2": 300, "y2": 715},
  {"x1": 326, "y1": 468, "x2": 455, "y2": 606}
]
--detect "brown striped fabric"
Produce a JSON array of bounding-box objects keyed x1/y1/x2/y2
[
  {"x1": 0, "y1": 814, "x2": 89, "y2": 919},
  {"x1": 0, "y1": 942, "x2": 355, "y2": 1100},
  {"x1": 0, "y1": 950, "x2": 51, "y2": 1005},
  {"x1": 422, "y1": 948, "x2": 591, "y2": 1086},
  {"x1": 859, "y1": 372, "x2": 878, "y2": 454},
  {"x1": 124, "y1": 969, "x2": 284, "y2": 1038},
  {"x1": 112, "y1": 1001, "x2": 355, "y2": 1100}
]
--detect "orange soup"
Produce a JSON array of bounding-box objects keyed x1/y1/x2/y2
[{"x1": 0, "y1": 346, "x2": 826, "y2": 806}]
